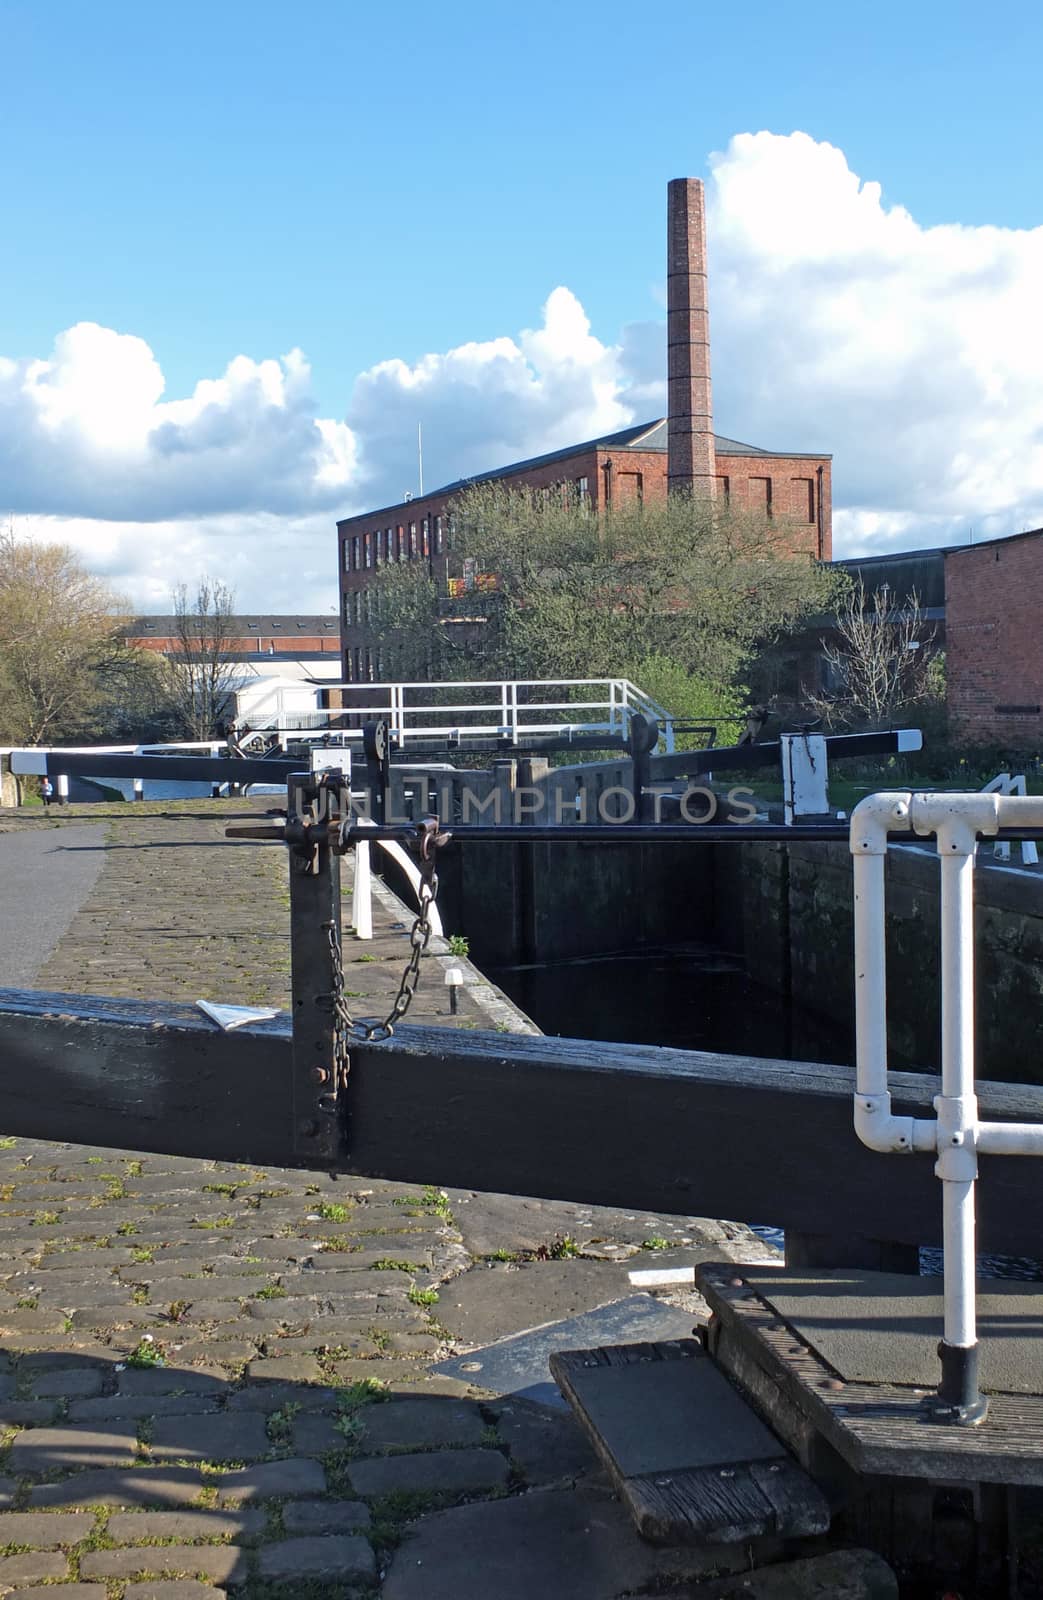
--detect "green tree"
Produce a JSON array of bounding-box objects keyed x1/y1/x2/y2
[
  {"x1": 0, "y1": 524, "x2": 140, "y2": 745},
  {"x1": 366, "y1": 486, "x2": 842, "y2": 714}
]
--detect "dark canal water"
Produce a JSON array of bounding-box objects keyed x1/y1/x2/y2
[
  {"x1": 488, "y1": 942, "x2": 1043, "y2": 1282},
  {"x1": 488, "y1": 940, "x2": 853, "y2": 1064}
]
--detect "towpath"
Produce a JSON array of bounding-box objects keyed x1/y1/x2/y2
[{"x1": 0, "y1": 801, "x2": 890, "y2": 1599}]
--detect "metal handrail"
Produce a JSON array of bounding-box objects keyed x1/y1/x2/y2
[
  {"x1": 240, "y1": 678, "x2": 677, "y2": 753},
  {"x1": 850, "y1": 790, "x2": 1043, "y2": 1426}
]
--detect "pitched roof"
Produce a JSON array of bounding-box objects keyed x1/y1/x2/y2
[
  {"x1": 127, "y1": 615, "x2": 339, "y2": 635},
  {"x1": 338, "y1": 420, "x2": 831, "y2": 526}
]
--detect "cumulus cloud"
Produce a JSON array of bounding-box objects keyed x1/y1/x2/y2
[
  {"x1": 704, "y1": 131, "x2": 1043, "y2": 553},
  {"x1": 5, "y1": 133, "x2": 1043, "y2": 609},
  {"x1": 0, "y1": 324, "x2": 356, "y2": 521},
  {"x1": 1, "y1": 292, "x2": 631, "y2": 608},
  {"x1": 345, "y1": 287, "x2": 631, "y2": 506}
]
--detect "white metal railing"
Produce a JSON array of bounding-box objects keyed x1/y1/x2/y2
[
  {"x1": 850, "y1": 790, "x2": 1043, "y2": 1424},
  {"x1": 243, "y1": 679, "x2": 677, "y2": 753},
  {"x1": 348, "y1": 816, "x2": 443, "y2": 943},
  {"x1": 982, "y1": 772, "x2": 1039, "y2": 865}
]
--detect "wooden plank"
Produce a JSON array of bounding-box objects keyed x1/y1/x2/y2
[
  {"x1": 551, "y1": 1341, "x2": 829, "y2": 1545},
  {"x1": 0, "y1": 990, "x2": 1042, "y2": 1255},
  {"x1": 29, "y1": 751, "x2": 298, "y2": 786},
  {"x1": 0, "y1": 989, "x2": 296, "y2": 1166},
  {"x1": 698, "y1": 1263, "x2": 1043, "y2": 1486}
]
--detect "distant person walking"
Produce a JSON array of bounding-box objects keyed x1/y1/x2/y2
[{"x1": 40, "y1": 776, "x2": 54, "y2": 810}]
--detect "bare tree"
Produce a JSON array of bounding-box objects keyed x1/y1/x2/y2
[
  {"x1": 165, "y1": 579, "x2": 239, "y2": 740},
  {"x1": 812, "y1": 580, "x2": 936, "y2": 729}
]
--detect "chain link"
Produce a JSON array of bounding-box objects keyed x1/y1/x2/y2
[{"x1": 326, "y1": 820, "x2": 445, "y2": 1062}]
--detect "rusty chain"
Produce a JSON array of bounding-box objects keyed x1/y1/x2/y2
[{"x1": 326, "y1": 818, "x2": 448, "y2": 1072}]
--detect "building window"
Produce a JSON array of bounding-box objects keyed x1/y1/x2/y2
[
  {"x1": 364, "y1": 533, "x2": 373, "y2": 568},
  {"x1": 352, "y1": 536, "x2": 361, "y2": 570},
  {"x1": 365, "y1": 648, "x2": 373, "y2": 682},
  {"x1": 343, "y1": 539, "x2": 351, "y2": 572},
  {"x1": 345, "y1": 651, "x2": 354, "y2": 681},
  {"x1": 409, "y1": 521, "x2": 418, "y2": 558},
  {"x1": 434, "y1": 514, "x2": 443, "y2": 554},
  {"x1": 342, "y1": 592, "x2": 351, "y2": 624},
  {"x1": 353, "y1": 646, "x2": 362, "y2": 680},
  {"x1": 421, "y1": 516, "x2": 430, "y2": 557},
  {"x1": 396, "y1": 524, "x2": 405, "y2": 561},
  {"x1": 385, "y1": 527, "x2": 393, "y2": 562},
  {"x1": 575, "y1": 476, "x2": 589, "y2": 505},
  {"x1": 717, "y1": 475, "x2": 730, "y2": 504},
  {"x1": 793, "y1": 477, "x2": 815, "y2": 523},
  {"x1": 751, "y1": 476, "x2": 773, "y2": 517}
]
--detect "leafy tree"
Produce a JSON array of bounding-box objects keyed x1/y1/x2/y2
[
  {"x1": 626, "y1": 653, "x2": 746, "y2": 750},
  {"x1": 164, "y1": 578, "x2": 239, "y2": 739},
  {"x1": 0, "y1": 524, "x2": 138, "y2": 745},
  {"x1": 811, "y1": 579, "x2": 939, "y2": 730},
  {"x1": 365, "y1": 486, "x2": 841, "y2": 717}
]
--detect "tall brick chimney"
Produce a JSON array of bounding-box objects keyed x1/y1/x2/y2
[{"x1": 667, "y1": 177, "x2": 716, "y2": 498}]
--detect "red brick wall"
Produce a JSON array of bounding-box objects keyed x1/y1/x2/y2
[
  {"x1": 946, "y1": 532, "x2": 1043, "y2": 746},
  {"x1": 128, "y1": 635, "x2": 336, "y2": 653}
]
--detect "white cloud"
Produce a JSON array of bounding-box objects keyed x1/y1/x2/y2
[
  {"x1": 0, "y1": 323, "x2": 356, "y2": 522},
  {"x1": 704, "y1": 131, "x2": 1043, "y2": 551},
  {"x1": 5, "y1": 135, "x2": 1043, "y2": 610},
  {"x1": 345, "y1": 286, "x2": 630, "y2": 506}
]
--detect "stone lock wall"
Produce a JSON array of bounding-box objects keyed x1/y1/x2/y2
[{"x1": 738, "y1": 840, "x2": 1043, "y2": 1085}]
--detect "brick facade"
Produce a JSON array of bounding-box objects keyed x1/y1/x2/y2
[
  {"x1": 128, "y1": 617, "x2": 341, "y2": 657},
  {"x1": 945, "y1": 529, "x2": 1043, "y2": 746},
  {"x1": 667, "y1": 177, "x2": 715, "y2": 496},
  {"x1": 337, "y1": 424, "x2": 833, "y2": 681}
]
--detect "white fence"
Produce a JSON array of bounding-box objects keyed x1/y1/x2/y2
[{"x1": 241, "y1": 678, "x2": 677, "y2": 753}]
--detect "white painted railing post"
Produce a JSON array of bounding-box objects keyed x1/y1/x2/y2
[
  {"x1": 352, "y1": 840, "x2": 373, "y2": 940},
  {"x1": 984, "y1": 773, "x2": 1039, "y2": 865},
  {"x1": 850, "y1": 789, "x2": 1043, "y2": 1425}
]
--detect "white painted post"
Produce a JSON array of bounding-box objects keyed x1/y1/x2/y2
[
  {"x1": 56, "y1": 774, "x2": 69, "y2": 806},
  {"x1": 133, "y1": 778, "x2": 144, "y2": 802},
  {"x1": 352, "y1": 840, "x2": 373, "y2": 940},
  {"x1": 936, "y1": 846, "x2": 980, "y2": 1373},
  {"x1": 781, "y1": 733, "x2": 829, "y2": 824}
]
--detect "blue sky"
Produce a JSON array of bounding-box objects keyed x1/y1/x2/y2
[{"x1": 3, "y1": 0, "x2": 1043, "y2": 608}]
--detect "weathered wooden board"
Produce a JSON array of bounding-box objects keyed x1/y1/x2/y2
[
  {"x1": 551, "y1": 1341, "x2": 829, "y2": 1545},
  {"x1": 699, "y1": 1262, "x2": 1043, "y2": 1486},
  {"x1": 0, "y1": 988, "x2": 1042, "y2": 1258}
]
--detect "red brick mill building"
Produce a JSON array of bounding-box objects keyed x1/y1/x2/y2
[{"x1": 336, "y1": 179, "x2": 833, "y2": 684}]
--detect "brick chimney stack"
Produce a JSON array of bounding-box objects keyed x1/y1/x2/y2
[{"x1": 667, "y1": 177, "x2": 716, "y2": 498}]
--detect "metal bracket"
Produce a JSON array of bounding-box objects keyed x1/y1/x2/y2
[{"x1": 286, "y1": 769, "x2": 352, "y2": 1162}]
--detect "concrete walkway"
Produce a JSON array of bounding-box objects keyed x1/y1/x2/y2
[
  {"x1": 0, "y1": 823, "x2": 107, "y2": 986},
  {"x1": 0, "y1": 802, "x2": 892, "y2": 1599}
]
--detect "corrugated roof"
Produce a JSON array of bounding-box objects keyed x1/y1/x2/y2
[{"x1": 831, "y1": 548, "x2": 947, "y2": 610}]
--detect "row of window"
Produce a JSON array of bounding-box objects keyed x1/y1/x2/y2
[
  {"x1": 716, "y1": 475, "x2": 817, "y2": 523},
  {"x1": 344, "y1": 646, "x2": 386, "y2": 682},
  {"x1": 343, "y1": 514, "x2": 445, "y2": 573}
]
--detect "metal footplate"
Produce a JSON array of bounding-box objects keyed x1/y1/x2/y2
[{"x1": 549, "y1": 1338, "x2": 830, "y2": 1546}]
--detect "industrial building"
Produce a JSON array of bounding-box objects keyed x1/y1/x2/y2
[{"x1": 336, "y1": 179, "x2": 833, "y2": 684}]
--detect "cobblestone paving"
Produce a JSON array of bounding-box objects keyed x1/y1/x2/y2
[{"x1": 0, "y1": 803, "x2": 778, "y2": 1599}]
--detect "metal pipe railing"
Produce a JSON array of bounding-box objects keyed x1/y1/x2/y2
[{"x1": 850, "y1": 788, "x2": 1043, "y2": 1425}]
